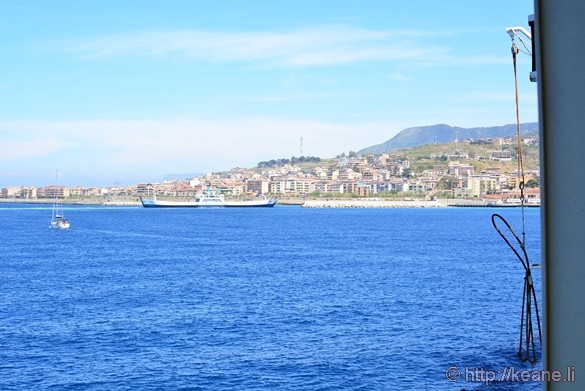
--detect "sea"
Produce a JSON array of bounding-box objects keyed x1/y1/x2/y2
[{"x1": 0, "y1": 203, "x2": 544, "y2": 390}]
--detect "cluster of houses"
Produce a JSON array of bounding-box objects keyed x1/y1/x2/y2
[{"x1": 1, "y1": 144, "x2": 540, "y2": 202}]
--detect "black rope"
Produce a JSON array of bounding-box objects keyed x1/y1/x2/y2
[{"x1": 491, "y1": 213, "x2": 542, "y2": 364}]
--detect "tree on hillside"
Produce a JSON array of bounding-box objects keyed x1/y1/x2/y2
[
  {"x1": 257, "y1": 155, "x2": 321, "y2": 168},
  {"x1": 525, "y1": 178, "x2": 539, "y2": 188},
  {"x1": 402, "y1": 168, "x2": 413, "y2": 179},
  {"x1": 437, "y1": 175, "x2": 457, "y2": 190}
]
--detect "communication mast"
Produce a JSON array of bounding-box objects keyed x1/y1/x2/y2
[{"x1": 300, "y1": 136, "x2": 304, "y2": 156}]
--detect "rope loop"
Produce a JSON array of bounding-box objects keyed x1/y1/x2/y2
[{"x1": 491, "y1": 213, "x2": 541, "y2": 364}]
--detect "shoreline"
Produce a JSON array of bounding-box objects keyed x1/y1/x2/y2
[
  {"x1": 0, "y1": 197, "x2": 538, "y2": 208},
  {"x1": 0, "y1": 198, "x2": 142, "y2": 206}
]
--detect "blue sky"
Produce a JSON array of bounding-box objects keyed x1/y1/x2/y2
[{"x1": 0, "y1": 0, "x2": 537, "y2": 187}]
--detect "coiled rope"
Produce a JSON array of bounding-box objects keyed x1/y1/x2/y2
[{"x1": 490, "y1": 40, "x2": 541, "y2": 364}]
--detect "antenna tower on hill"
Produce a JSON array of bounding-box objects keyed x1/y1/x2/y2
[{"x1": 300, "y1": 136, "x2": 304, "y2": 156}]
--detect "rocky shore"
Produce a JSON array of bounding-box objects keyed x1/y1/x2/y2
[{"x1": 302, "y1": 199, "x2": 447, "y2": 208}]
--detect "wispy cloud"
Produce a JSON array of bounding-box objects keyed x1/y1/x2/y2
[
  {"x1": 388, "y1": 73, "x2": 412, "y2": 81},
  {"x1": 0, "y1": 172, "x2": 33, "y2": 179},
  {"x1": 1, "y1": 117, "x2": 414, "y2": 187},
  {"x1": 223, "y1": 90, "x2": 368, "y2": 103},
  {"x1": 0, "y1": 118, "x2": 399, "y2": 170},
  {"x1": 0, "y1": 139, "x2": 73, "y2": 160},
  {"x1": 468, "y1": 90, "x2": 538, "y2": 103},
  {"x1": 59, "y1": 25, "x2": 464, "y2": 67}
]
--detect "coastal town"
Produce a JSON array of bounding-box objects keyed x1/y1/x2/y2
[{"x1": 1, "y1": 136, "x2": 540, "y2": 207}]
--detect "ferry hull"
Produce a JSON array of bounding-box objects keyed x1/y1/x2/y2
[{"x1": 140, "y1": 197, "x2": 277, "y2": 208}]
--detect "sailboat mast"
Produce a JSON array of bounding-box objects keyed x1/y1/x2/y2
[{"x1": 53, "y1": 169, "x2": 61, "y2": 218}]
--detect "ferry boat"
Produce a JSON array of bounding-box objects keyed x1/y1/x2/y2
[{"x1": 140, "y1": 188, "x2": 277, "y2": 208}]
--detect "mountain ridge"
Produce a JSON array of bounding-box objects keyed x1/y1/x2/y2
[{"x1": 358, "y1": 122, "x2": 539, "y2": 154}]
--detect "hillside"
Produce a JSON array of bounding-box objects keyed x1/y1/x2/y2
[
  {"x1": 358, "y1": 123, "x2": 539, "y2": 154},
  {"x1": 391, "y1": 141, "x2": 540, "y2": 173}
]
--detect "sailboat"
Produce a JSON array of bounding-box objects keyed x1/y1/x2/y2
[{"x1": 49, "y1": 170, "x2": 70, "y2": 230}]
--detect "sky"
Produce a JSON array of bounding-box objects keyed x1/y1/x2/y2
[{"x1": 0, "y1": 0, "x2": 538, "y2": 187}]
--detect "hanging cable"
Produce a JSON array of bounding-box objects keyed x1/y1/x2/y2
[
  {"x1": 513, "y1": 42, "x2": 528, "y2": 242},
  {"x1": 490, "y1": 39, "x2": 541, "y2": 364},
  {"x1": 492, "y1": 214, "x2": 541, "y2": 364}
]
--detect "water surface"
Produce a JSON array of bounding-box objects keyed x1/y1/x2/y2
[{"x1": 0, "y1": 204, "x2": 542, "y2": 390}]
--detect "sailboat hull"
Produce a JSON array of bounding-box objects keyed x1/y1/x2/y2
[{"x1": 50, "y1": 219, "x2": 70, "y2": 229}]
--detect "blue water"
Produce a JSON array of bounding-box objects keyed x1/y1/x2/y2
[{"x1": 0, "y1": 204, "x2": 543, "y2": 390}]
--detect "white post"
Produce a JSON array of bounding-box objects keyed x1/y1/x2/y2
[{"x1": 534, "y1": 1, "x2": 585, "y2": 389}]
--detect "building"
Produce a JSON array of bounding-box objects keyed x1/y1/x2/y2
[
  {"x1": 454, "y1": 176, "x2": 497, "y2": 198},
  {"x1": 491, "y1": 151, "x2": 512, "y2": 161},
  {"x1": 246, "y1": 179, "x2": 270, "y2": 194},
  {"x1": 270, "y1": 178, "x2": 316, "y2": 195},
  {"x1": 136, "y1": 183, "x2": 155, "y2": 196},
  {"x1": 38, "y1": 186, "x2": 70, "y2": 199}
]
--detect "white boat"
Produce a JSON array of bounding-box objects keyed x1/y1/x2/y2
[
  {"x1": 50, "y1": 213, "x2": 70, "y2": 229},
  {"x1": 140, "y1": 188, "x2": 277, "y2": 208},
  {"x1": 49, "y1": 170, "x2": 70, "y2": 229}
]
